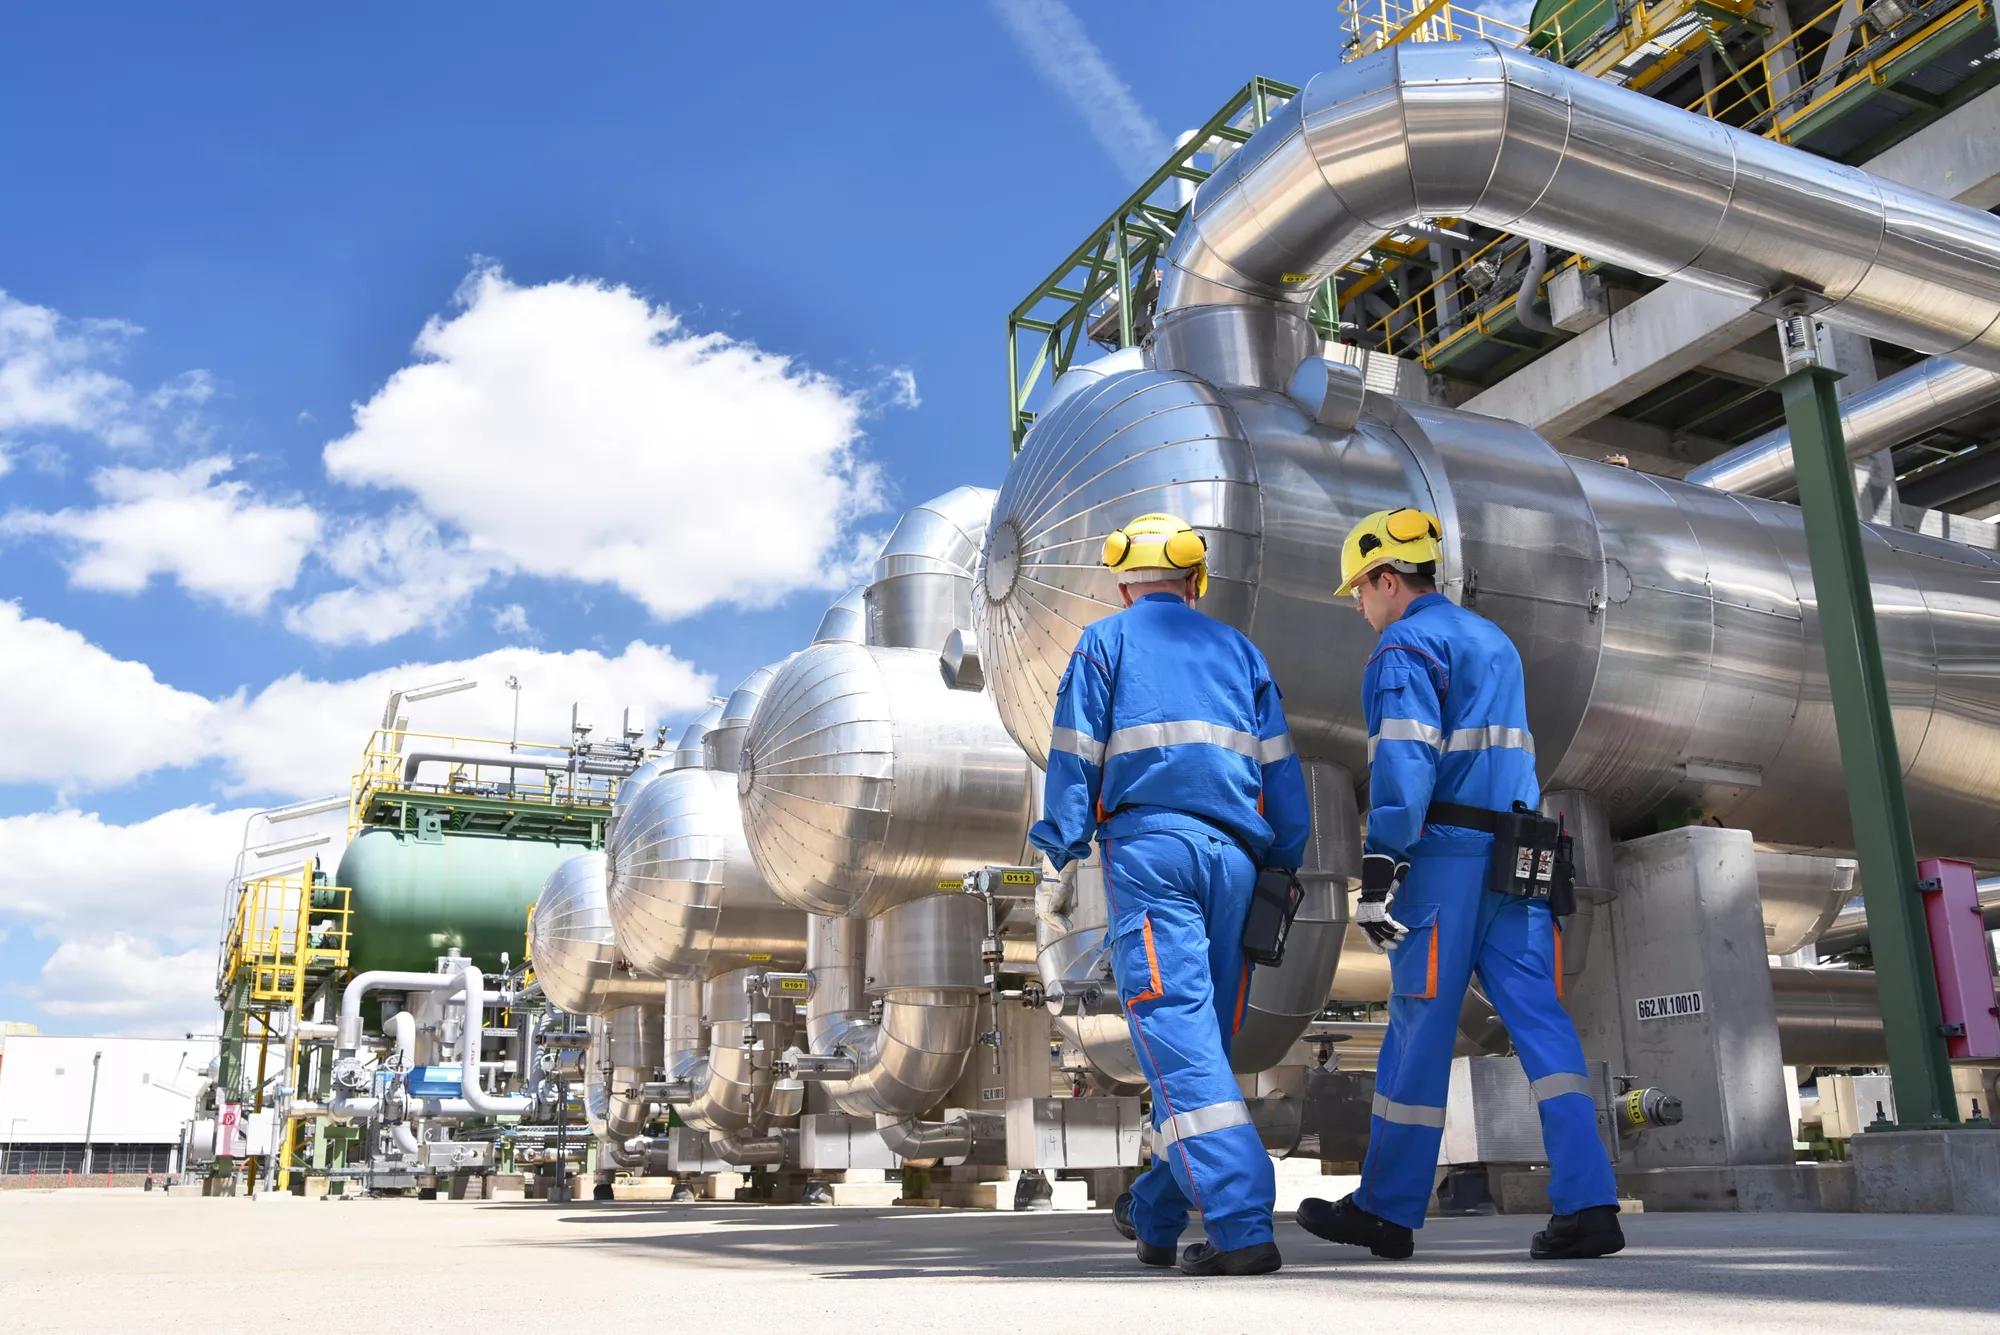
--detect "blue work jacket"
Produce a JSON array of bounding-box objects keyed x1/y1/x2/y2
[
  {"x1": 1363, "y1": 592, "x2": 1539, "y2": 865},
  {"x1": 1028, "y1": 593, "x2": 1310, "y2": 873}
]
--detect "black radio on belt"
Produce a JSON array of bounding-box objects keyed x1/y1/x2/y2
[
  {"x1": 1243, "y1": 867, "x2": 1305, "y2": 966},
  {"x1": 1428, "y1": 799, "x2": 1577, "y2": 915}
]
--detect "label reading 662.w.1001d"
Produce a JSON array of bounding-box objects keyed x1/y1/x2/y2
[{"x1": 1635, "y1": 990, "x2": 1704, "y2": 1022}]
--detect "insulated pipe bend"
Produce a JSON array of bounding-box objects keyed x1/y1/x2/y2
[
  {"x1": 1158, "y1": 41, "x2": 2000, "y2": 385},
  {"x1": 873, "y1": 1111, "x2": 1003, "y2": 1167}
]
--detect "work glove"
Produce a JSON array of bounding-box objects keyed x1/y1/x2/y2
[{"x1": 1357, "y1": 853, "x2": 1410, "y2": 952}]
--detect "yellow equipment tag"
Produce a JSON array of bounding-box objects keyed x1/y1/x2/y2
[
  {"x1": 1624, "y1": 1090, "x2": 1647, "y2": 1127},
  {"x1": 1001, "y1": 871, "x2": 1038, "y2": 886},
  {"x1": 938, "y1": 878, "x2": 962, "y2": 891},
  {"x1": 1281, "y1": 271, "x2": 1315, "y2": 285},
  {"x1": 778, "y1": 979, "x2": 810, "y2": 994},
  {"x1": 747, "y1": 953, "x2": 773, "y2": 962}
]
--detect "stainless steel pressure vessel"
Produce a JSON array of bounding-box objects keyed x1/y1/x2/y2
[
  {"x1": 981, "y1": 366, "x2": 2000, "y2": 859},
  {"x1": 529, "y1": 852, "x2": 659, "y2": 1014}
]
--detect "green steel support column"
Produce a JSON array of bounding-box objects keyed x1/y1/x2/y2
[{"x1": 1776, "y1": 340, "x2": 1959, "y2": 1128}]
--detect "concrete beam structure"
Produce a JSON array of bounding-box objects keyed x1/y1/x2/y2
[{"x1": 1465, "y1": 87, "x2": 2000, "y2": 438}]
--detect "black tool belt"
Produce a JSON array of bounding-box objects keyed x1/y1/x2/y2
[{"x1": 1427, "y1": 800, "x2": 1576, "y2": 914}]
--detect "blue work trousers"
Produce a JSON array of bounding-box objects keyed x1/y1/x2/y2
[
  {"x1": 1103, "y1": 826, "x2": 1274, "y2": 1252},
  {"x1": 1356, "y1": 835, "x2": 1618, "y2": 1229}
]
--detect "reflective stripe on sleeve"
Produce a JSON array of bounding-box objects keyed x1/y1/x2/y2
[
  {"x1": 1371, "y1": 1092, "x2": 1446, "y2": 1128},
  {"x1": 1367, "y1": 717, "x2": 1443, "y2": 761},
  {"x1": 1050, "y1": 727, "x2": 1105, "y2": 766},
  {"x1": 1257, "y1": 733, "x2": 1295, "y2": 764}
]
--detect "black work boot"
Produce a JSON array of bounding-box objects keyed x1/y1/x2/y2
[
  {"x1": 1295, "y1": 1194, "x2": 1415, "y2": 1259},
  {"x1": 1112, "y1": 1190, "x2": 1138, "y2": 1241},
  {"x1": 1136, "y1": 1238, "x2": 1177, "y2": 1268},
  {"x1": 1530, "y1": 1205, "x2": 1625, "y2": 1259},
  {"x1": 1179, "y1": 1240, "x2": 1283, "y2": 1276}
]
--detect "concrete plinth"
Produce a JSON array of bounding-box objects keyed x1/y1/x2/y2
[
  {"x1": 932, "y1": 1176, "x2": 1091, "y2": 1211},
  {"x1": 821, "y1": 1179, "x2": 903, "y2": 1206},
  {"x1": 701, "y1": 1172, "x2": 745, "y2": 1201},
  {"x1": 1492, "y1": 1163, "x2": 1850, "y2": 1214},
  {"x1": 1853, "y1": 1129, "x2": 2000, "y2": 1214},
  {"x1": 605, "y1": 1177, "x2": 681, "y2": 1202}
]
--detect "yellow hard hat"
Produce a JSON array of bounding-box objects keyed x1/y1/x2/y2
[
  {"x1": 1102, "y1": 512, "x2": 1209, "y2": 598},
  {"x1": 1336, "y1": 507, "x2": 1443, "y2": 597}
]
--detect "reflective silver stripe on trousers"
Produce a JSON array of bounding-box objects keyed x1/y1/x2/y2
[
  {"x1": 1049, "y1": 727, "x2": 1105, "y2": 766},
  {"x1": 1371, "y1": 1092, "x2": 1447, "y2": 1128},
  {"x1": 1104, "y1": 720, "x2": 1265, "y2": 764},
  {"x1": 1155, "y1": 1099, "x2": 1254, "y2": 1148},
  {"x1": 1530, "y1": 1072, "x2": 1594, "y2": 1103},
  {"x1": 1444, "y1": 725, "x2": 1537, "y2": 758},
  {"x1": 1367, "y1": 717, "x2": 1443, "y2": 761}
]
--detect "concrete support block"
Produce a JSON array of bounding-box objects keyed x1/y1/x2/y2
[
  {"x1": 932, "y1": 1174, "x2": 1091, "y2": 1211},
  {"x1": 822, "y1": 1179, "x2": 904, "y2": 1206},
  {"x1": 1852, "y1": 1129, "x2": 2000, "y2": 1214},
  {"x1": 701, "y1": 1172, "x2": 745, "y2": 1201}
]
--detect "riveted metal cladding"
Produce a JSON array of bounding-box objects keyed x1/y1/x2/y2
[
  {"x1": 983, "y1": 361, "x2": 2000, "y2": 859},
  {"x1": 811, "y1": 587, "x2": 867, "y2": 646},
  {"x1": 670, "y1": 702, "x2": 724, "y2": 772},
  {"x1": 608, "y1": 758, "x2": 667, "y2": 840},
  {"x1": 605, "y1": 766, "x2": 805, "y2": 979},
  {"x1": 737, "y1": 639, "x2": 1035, "y2": 919},
  {"x1": 529, "y1": 852, "x2": 659, "y2": 1014},
  {"x1": 703, "y1": 663, "x2": 782, "y2": 775},
  {"x1": 865, "y1": 485, "x2": 996, "y2": 654}
]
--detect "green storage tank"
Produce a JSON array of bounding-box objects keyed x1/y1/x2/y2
[
  {"x1": 1527, "y1": 0, "x2": 1614, "y2": 55},
  {"x1": 338, "y1": 828, "x2": 593, "y2": 974}
]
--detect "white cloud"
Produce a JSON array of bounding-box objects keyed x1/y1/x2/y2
[
  {"x1": 209, "y1": 640, "x2": 714, "y2": 798},
  {"x1": 26, "y1": 934, "x2": 217, "y2": 1036},
  {"x1": 0, "y1": 291, "x2": 142, "y2": 442},
  {"x1": 282, "y1": 509, "x2": 493, "y2": 646},
  {"x1": 0, "y1": 445, "x2": 10, "y2": 478},
  {"x1": 0, "y1": 805, "x2": 253, "y2": 946},
  {"x1": 989, "y1": 0, "x2": 1169, "y2": 181},
  {"x1": 319, "y1": 264, "x2": 888, "y2": 626},
  {"x1": 491, "y1": 602, "x2": 534, "y2": 638},
  {"x1": 0, "y1": 600, "x2": 715, "y2": 800},
  {"x1": 3, "y1": 456, "x2": 319, "y2": 611},
  {"x1": 0, "y1": 600, "x2": 213, "y2": 790}
]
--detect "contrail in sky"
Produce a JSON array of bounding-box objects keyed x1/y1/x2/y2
[{"x1": 990, "y1": 0, "x2": 1172, "y2": 182}]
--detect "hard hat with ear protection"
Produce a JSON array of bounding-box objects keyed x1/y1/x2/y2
[
  {"x1": 1102, "y1": 512, "x2": 1209, "y2": 597},
  {"x1": 1335, "y1": 507, "x2": 1442, "y2": 597}
]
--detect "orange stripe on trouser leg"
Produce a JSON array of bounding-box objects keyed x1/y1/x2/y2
[
  {"x1": 1126, "y1": 915, "x2": 1165, "y2": 1008},
  {"x1": 1233, "y1": 960, "x2": 1249, "y2": 1035},
  {"x1": 1553, "y1": 919, "x2": 1564, "y2": 1000},
  {"x1": 1419, "y1": 923, "x2": 1439, "y2": 1000}
]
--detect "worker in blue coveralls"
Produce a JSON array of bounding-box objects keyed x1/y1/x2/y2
[
  {"x1": 1028, "y1": 513, "x2": 1310, "y2": 1277},
  {"x1": 1296, "y1": 508, "x2": 1625, "y2": 1262}
]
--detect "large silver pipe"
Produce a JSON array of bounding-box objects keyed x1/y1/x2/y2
[
  {"x1": 1817, "y1": 877, "x2": 2000, "y2": 955},
  {"x1": 1156, "y1": 40, "x2": 2000, "y2": 389},
  {"x1": 983, "y1": 360, "x2": 2000, "y2": 860},
  {"x1": 703, "y1": 664, "x2": 781, "y2": 775},
  {"x1": 1688, "y1": 358, "x2": 2000, "y2": 499},
  {"x1": 399, "y1": 749, "x2": 628, "y2": 785},
  {"x1": 801, "y1": 896, "x2": 986, "y2": 1119},
  {"x1": 874, "y1": 1110, "x2": 1003, "y2": 1168},
  {"x1": 670, "y1": 703, "x2": 724, "y2": 772},
  {"x1": 1771, "y1": 967, "x2": 1886, "y2": 1067},
  {"x1": 660, "y1": 968, "x2": 790, "y2": 1135},
  {"x1": 453, "y1": 968, "x2": 533, "y2": 1115}
]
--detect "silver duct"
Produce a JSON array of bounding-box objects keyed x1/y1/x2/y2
[
  {"x1": 529, "y1": 853, "x2": 658, "y2": 1014},
  {"x1": 608, "y1": 757, "x2": 668, "y2": 839},
  {"x1": 865, "y1": 485, "x2": 997, "y2": 654},
  {"x1": 812, "y1": 587, "x2": 867, "y2": 646},
  {"x1": 670, "y1": 702, "x2": 725, "y2": 772},
  {"x1": 799, "y1": 895, "x2": 987, "y2": 1118},
  {"x1": 660, "y1": 969, "x2": 798, "y2": 1136},
  {"x1": 703, "y1": 664, "x2": 782, "y2": 774},
  {"x1": 1688, "y1": 358, "x2": 2000, "y2": 499},
  {"x1": 1816, "y1": 876, "x2": 2000, "y2": 955},
  {"x1": 1156, "y1": 41, "x2": 2000, "y2": 389},
  {"x1": 605, "y1": 766, "x2": 805, "y2": 979}
]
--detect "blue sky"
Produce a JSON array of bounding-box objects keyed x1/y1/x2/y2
[{"x1": 0, "y1": 0, "x2": 1349, "y2": 1033}]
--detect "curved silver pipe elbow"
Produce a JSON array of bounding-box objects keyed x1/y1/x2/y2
[
  {"x1": 710, "y1": 1131, "x2": 788, "y2": 1168},
  {"x1": 803, "y1": 902, "x2": 985, "y2": 1120},
  {"x1": 661, "y1": 972, "x2": 785, "y2": 1135},
  {"x1": 873, "y1": 1110, "x2": 1003, "y2": 1168},
  {"x1": 1159, "y1": 41, "x2": 2000, "y2": 387}
]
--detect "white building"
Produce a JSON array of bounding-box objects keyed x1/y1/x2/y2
[{"x1": 0, "y1": 1033, "x2": 217, "y2": 1175}]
